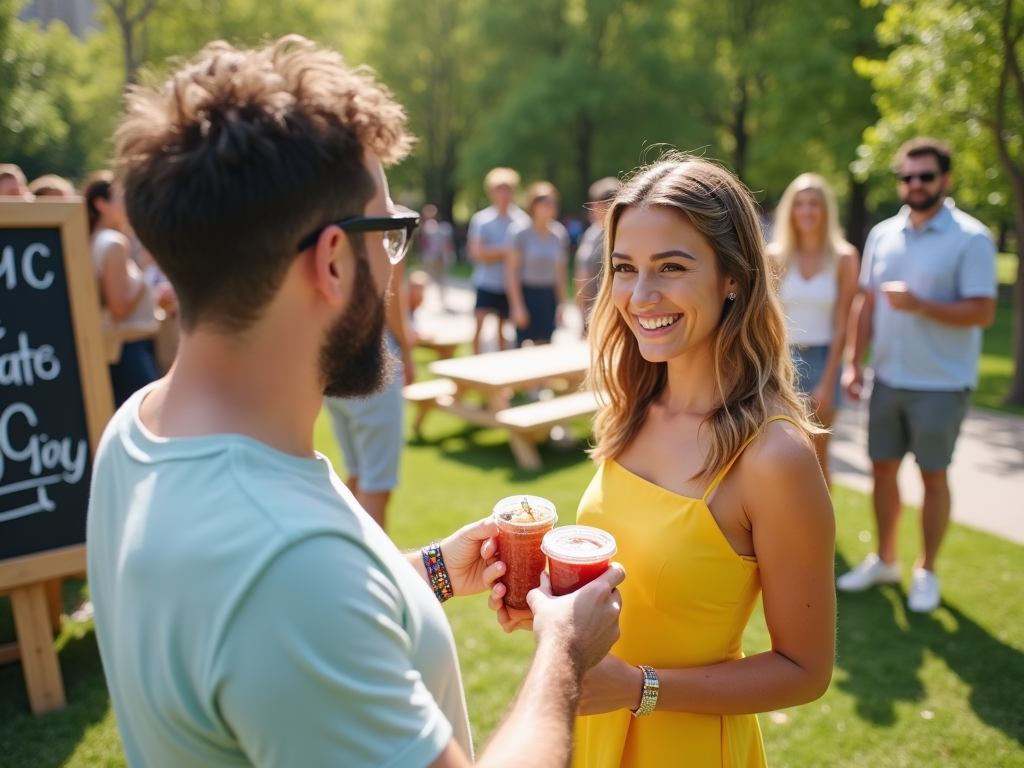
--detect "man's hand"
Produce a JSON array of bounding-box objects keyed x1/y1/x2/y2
[
  {"x1": 529, "y1": 565, "x2": 625, "y2": 673},
  {"x1": 880, "y1": 281, "x2": 922, "y2": 313},
  {"x1": 842, "y1": 365, "x2": 864, "y2": 402},
  {"x1": 440, "y1": 518, "x2": 505, "y2": 597},
  {"x1": 578, "y1": 652, "x2": 644, "y2": 716}
]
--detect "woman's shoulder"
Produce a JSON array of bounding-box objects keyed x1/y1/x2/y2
[
  {"x1": 93, "y1": 228, "x2": 130, "y2": 251},
  {"x1": 741, "y1": 411, "x2": 817, "y2": 478}
]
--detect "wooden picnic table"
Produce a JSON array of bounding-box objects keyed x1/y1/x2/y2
[{"x1": 404, "y1": 342, "x2": 597, "y2": 470}]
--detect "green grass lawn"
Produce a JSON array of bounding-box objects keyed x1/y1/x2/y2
[{"x1": 1, "y1": 396, "x2": 1022, "y2": 767}]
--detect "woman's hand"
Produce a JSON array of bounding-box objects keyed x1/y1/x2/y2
[
  {"x1": 487, "y1": 584, "x2": 535, "y2": 633},
  {"x1": 401, "y1": 347, "x2": 416, "y2": 387},
  {"x1": 440, "y1": 518, "x2": 505, "y2": 597},
  {"x1": 578, "y1": 653, "x2": 644, "y2": 716},
  {"x1": 809, "y1": 380, "x2": 833, "y2": 414},
  {"x1": 512, "y1": 304, "x2": 530, "y2": 330}
]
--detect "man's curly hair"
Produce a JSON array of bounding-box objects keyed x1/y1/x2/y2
[{"x1": 115, "y1": 35, "x2": 413, "y2": 332}]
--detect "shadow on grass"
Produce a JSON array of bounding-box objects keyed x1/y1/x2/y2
[
  {"x1": 411, "y1": 420, "x2": 592, "y2": 480},
  {"x1": 0, "y1": 625, "x2": 113, "y2": 767},
  {"x1": 834, "y1": 553, "x2": 1024, "y2": 747}
]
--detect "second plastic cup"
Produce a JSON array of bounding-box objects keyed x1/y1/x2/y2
[
  {"x1": 493, "y1": 495, "x2": 558, "y2": 610},
  {"x1": 541, "y1": 525, "x2": 617, "y2": 596}
]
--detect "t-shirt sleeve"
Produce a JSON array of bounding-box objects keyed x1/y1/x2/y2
[
  {"x1": 956, "y1": 230, "x2": 998, "y2": 299},
  {"x1": 215, "y1": 535, "x2": 452, "y2": 768},
  {"x1": 555, "y1": 223, "x2": 570, "y2": 262},
  {"x1": 467, "y1": 212, "x2": 483, "y2": 241},
  {"x1": 509, "y1": 221, "x2": 529, "y2": 251},
  {"x1": 859, "y1": 225, "x2": 881, "y2": 291}
]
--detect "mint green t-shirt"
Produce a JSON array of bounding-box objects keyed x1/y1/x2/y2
[{"x1": 87, "y1": 386, "x2": 472, "y2": 767}]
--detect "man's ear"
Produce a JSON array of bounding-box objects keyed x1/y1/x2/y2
[{"x1": 311, "y1": 225, "x2": 353, "y2": 307}]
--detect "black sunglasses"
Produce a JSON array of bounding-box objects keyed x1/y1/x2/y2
[
  {"x1": 897, "y1": 172, "x2": 939, "y2": 185},
  {"x1": 297, "y1": 211, "x2": 420, "y2": 264}
]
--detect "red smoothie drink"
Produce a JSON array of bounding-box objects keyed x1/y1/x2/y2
[
  {"x1": 541, "y1": 526, "x2": 617, "y2": 596},
  {"x1": 493, "y1": 496, "x2": 557, "y2": 610}
]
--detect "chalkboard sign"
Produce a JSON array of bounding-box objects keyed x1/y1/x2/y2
[{"x1": 0, "y1": 201, "x2": 112, "y2": 562}]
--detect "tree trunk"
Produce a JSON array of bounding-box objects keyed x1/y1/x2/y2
[
  {"x1": 576, "y1": 114, "x2": 593, "y2": 214},
  {"x1": 732, "y1": 74, "x2": 749, "y2": 181},
  {"x1": 1008, "y1": 197, "x2": 1024, "y2": 405},
  {"x1": 846, "y1": 174, "x2": 869, "y2": 252}
]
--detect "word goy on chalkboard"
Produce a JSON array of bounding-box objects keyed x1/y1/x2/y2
[{"x1": 1, "y1": 228, "x2": 91, "y2": 560}]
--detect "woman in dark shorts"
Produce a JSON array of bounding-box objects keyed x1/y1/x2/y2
[{"x1": 505, "y1": 182, "x2": 569, "y2": 346}]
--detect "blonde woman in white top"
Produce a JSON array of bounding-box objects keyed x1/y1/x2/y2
[{"x1": 768, "y1": 173, "x2": 859, "y2": 482}]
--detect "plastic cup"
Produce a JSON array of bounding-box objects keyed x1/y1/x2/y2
[
  {"x1": 541, "y1": 525, "x2": 617, "y2": 596},
  {"x1": 492, "y1": 495, "x2": 558, "y2": 610}
]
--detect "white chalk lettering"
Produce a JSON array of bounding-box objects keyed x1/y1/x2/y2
[
  {"x1": 0, "y1": 246, "x2": 14, "y2": 289},
  {"x1": 22, "y1": 243, "x2": 54, "y2": 290},
  {"x1": 0, "y1": 402, "x2": 88, "y2": 486},
  {"x1": 0, "y1": 242, "x2": 56, "y2": 290},
  {"x1": 0, "y1": 331, "x2": 61, "y2": 386}
]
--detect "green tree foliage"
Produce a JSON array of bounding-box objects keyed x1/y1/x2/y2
[
  {"x1": 855, "y1": 0, "x2": 1024, "y2": 403},
  {"x1": 0, "y1": 1, "x2": 94, "y2": 180},
  {"x1": 460, "y1": 0, "x2": 716, "y2": 211},
  {"x1": 365, "y1": 0, "x2": 477, "y2": 221},
  {"x1": 672, "y1": 0, "x2": 882, "y2": 241}
]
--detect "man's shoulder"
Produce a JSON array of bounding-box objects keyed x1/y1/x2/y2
[
  {"x1": 868, "y1": 212, "x2": 907, "y2": 240},
  {"x1": 469, "y1": 206, "x2": 498, "y2": 226},
  {"x1": 948, "y1": 204, "x2": 994, "y2": 241}
]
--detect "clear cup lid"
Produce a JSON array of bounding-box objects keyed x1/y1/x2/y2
[
  {"x1": 492, "y1": 495, "x2": 557, "y2": 527},
  {"x1": 541, "y1": 525, "x2": 617, "y2": 563}
]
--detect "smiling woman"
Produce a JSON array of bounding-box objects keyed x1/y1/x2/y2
[{"x1": 570, "y1": 155, "x2": 837, "y2": 768}]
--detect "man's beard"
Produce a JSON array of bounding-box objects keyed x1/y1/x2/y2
[
  {"x1": 319, "y1": 254, "x2": 395, "y2": 398},
  {"x1": 902, "y1": 187, "x2": 944, "y2": 212}
]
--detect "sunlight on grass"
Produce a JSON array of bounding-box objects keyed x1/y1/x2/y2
[{"x1": 1, "y1": 410, "x2": 1020, "y2": 766}]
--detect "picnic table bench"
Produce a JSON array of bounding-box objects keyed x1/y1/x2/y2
[{"x1": 403, "y1": 342, "x2": 597, "y2": 470}]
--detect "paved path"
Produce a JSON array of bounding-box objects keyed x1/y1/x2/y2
[{"x1": 413, "y1": 277, "x2": 1024, "y2": 545}]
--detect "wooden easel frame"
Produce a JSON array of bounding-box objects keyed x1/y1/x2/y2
[{"x1": 0, "y1": 200, "x2": 114, "y2": 714}]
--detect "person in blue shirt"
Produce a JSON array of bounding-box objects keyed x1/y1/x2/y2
[{"x1": 840, "y1": 137, "x2": 997, "y2": 613}]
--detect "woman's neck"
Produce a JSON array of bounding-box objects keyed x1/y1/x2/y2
[
  {"x1": 659, "y1": 343, "x2": 719, "y2": 416},
  {"x1": 794, "y1": 230, "x2": 825, "y2": 254},
  {"x1": 532, "y1": 217, "x2": 551, "y2": 234},
  {"x1": 95, "y1": 216, "x2": 123, "y2": 234}
]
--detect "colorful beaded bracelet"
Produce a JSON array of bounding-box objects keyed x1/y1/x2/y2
[{"x1": 422, "y1": 541, "x2": 454, "y2": 603}]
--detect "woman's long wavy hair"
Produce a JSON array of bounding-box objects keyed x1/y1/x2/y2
[
  {"x1": 770, "y1": 172, "x2": 845, "y2": 275},
  {"x1": 587, "y1": 155, "x2": 819, "y2": 484}
]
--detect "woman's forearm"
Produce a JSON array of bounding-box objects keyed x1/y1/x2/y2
[{"x1": 652, "y1": 649, "x2": 831, "y2": 716}]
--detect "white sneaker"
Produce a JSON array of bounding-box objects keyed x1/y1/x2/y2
[
  {"x1": 907, "y1": 569, "x2": 941, "y2": 613},
  {"x1": 836, "y1": 553, "x2": 901, "y2": 592}
]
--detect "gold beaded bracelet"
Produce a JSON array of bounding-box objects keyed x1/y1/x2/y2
[{"x1": 631, "y1": 665, "x2": 659, "y2": 717}]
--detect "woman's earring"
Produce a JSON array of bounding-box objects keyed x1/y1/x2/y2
[{"x1": 728, "y1": 292, "x2": 737, "y2": 301}]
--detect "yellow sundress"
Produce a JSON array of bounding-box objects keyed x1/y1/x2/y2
[{"x1": 573, "y1": 416, "x2": 798, "y2": 768}]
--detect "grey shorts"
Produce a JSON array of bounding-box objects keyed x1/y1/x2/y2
[
  {"x1": 323, "y1": 363, "x2": 405, "y2": 492},
  {"x1": 868, "y1": 380, "x2": 969, "y2": 471}
]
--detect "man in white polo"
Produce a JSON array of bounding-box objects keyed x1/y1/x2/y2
[{"x1": 841, "y1": 137, "x2": 997, "y2": 613}]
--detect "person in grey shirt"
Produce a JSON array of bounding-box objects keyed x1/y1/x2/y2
[
  {"x1": 574, "y1": 177, "x2": 621, "y2": 334},
  {"x1": 467, "y1": 168, "x2": 530, "y2": 353},
  {"x1": 505, "y1": 182, "x2": 569, "y2": 346},
  {"x1": 840, "y1": 137, "x2": 997, "y2": 613}
]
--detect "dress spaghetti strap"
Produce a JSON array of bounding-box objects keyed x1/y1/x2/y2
[{"x1": 701, "y1": 415, "x2": 801, "y2": 503}]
